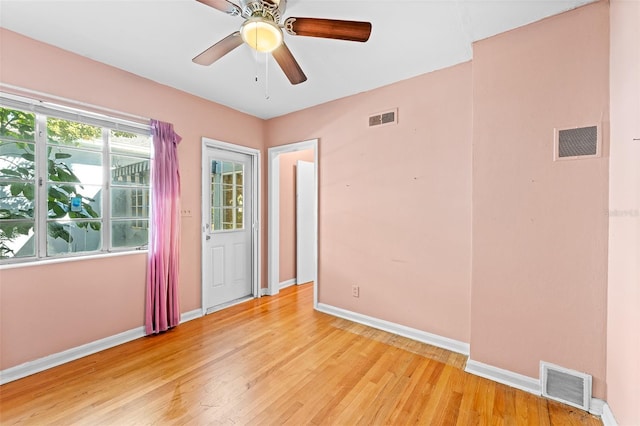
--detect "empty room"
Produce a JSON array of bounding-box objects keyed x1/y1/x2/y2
[{"x1": 0, "y1": 0, "x2": 637, "y2": 424}]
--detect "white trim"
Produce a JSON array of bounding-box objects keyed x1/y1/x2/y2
[
  {"x1": 465, "y1": 359, "x2": 541, "y2": 395},
  {"x1": 0, "y1": 308, "x2": 203, "y2": 385},
  {"x1": 201, "y1": 138, "x2": 261, "y2": 314},
  {"x1": 180, "y1": 309, "x2": 203, "y2": 323},
  {"x1": 279, "y1": 278, "x2": 297, "y2": 289},
  {"x1": 0, "y1": 249, "x2": 147, "y2": 270},
  {"x1": 267, "y1": 139, "x2": 319, "y2": 308},
  {"x1": 316, "y1": 303, "x2": 470, "y2": 355},
  {"x1": 0, "y1": 327, "x2": 145, "y2": 385},
  {"x1": 589, "y1": 398, "x2": 605, "y2": 416},
  {"x1": 260, "y1": 287, "x2": 272, "y2": 296},
  {"x1": 601, "y1": 402, "x2": 619, "y2": 426}
]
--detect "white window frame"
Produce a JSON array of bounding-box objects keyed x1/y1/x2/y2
[{"x1": 0, "y1": 93, "x2": 151, "y2": 265}]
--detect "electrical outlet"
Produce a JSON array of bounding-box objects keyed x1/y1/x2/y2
[
  {"x1": 352, "y1": 285, "x2": 359, "y2": 298},
  {"x1": 180, "y1": 209, "x2": 192, "y2": 217}
]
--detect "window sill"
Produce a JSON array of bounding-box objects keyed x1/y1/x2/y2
[{"x1": 0, "y1": 250, "x2": 148, "y2": 270}]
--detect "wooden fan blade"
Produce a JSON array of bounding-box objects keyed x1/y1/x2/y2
[
  {"x1": 272, "y1": 42, "x2": 307, "y2": 85},
  {"x1": 193, "y1": 32, "x2": 243, "y2": 65},
  {"x1": 196, "y1": 0, "x2": 241, "y2": 15},
  {"x1": 284, "y1": 17, "x2": 372, "y2": 42}
]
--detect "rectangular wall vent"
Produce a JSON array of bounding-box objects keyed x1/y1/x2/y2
[
  {"x1": 540, "y1": 362, "x2": 592, "y2": 411},
  {"x1": 554, "y1": 124, "x2": 600, "y2": 160},
  {"x1": 369, "y1": 108, "x2": 398, "y2": 127}
]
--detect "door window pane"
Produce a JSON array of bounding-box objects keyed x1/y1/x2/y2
[{"x1": 210, "y1": 160, "x2": 244, "y2": 231}]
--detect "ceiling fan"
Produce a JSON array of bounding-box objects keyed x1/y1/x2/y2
[{"x1": 193, "y1": 0, "x2": 372, "y2": 85}]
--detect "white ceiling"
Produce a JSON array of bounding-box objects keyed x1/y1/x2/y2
[{"x1": 0, "y1": 0, "x2": 595, "y2": 119}]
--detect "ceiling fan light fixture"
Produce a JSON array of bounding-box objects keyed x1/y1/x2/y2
[{"x1": 241, "y1": 18, "x2": 283, "y2": 53}]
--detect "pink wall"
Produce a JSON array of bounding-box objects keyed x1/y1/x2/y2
[
  {"x1": 0, "y1": 29, "x2": 264, "y2": 370},
  {"x1": 266, "y1": 63, "x2": 473, "y2": 343},
  {"x1": 470, "y1": 2, "x2": 609, "y2": 398},
  {"x1": 2, "y1": 5, "x2": 633, "y2": 417},
  {"x1": 607, "y1": 0, "x2": 640, "y2": 423},
  {"x1": 278, "y1": 149, "x2": 314, "y2": 284}
]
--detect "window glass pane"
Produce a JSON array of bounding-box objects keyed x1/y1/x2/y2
[
  {"x1": 0, "y1": 220, "x2": 35, "y2": 259},
  {"x1": 111, "y1": 155, "x2": 150, "y2": 186},
  {"x1": 210, "y1": 160, "x2": 245, "y2": 232},
  {"x1": 0, "y1": 141, "x2": 35, "y2": 181},
  {"x1": 223, "y1": 208, "x2": 233, "y2": 228},
  {"x1": 110, "y1": 131, "x2": 151, "y2": 155},
  {"x1": 47, "y1": 220, "x2": 101, "y2": 256},
  {"x1": 1, "y1": 108, "x2": 35, "y2": 142},
  {"x1": 0, "y1": 108, "x2": 36, "y2": 260},
  {"x1": 0, "y1": 182, "x2": 35, "y2": 218},
  {"x1": 48, "y1": 147, "x2": 102, "y2": 185},
  {"x1": 111, "y1": 219, "x2": 148, "y2": 248},
  {"x1": 211, "y1": 183, "x2": 221, "y2": 208},
  {"x1": 47, "y1": 118, "x2": 102, "y2": 150},
  {"x1": 223, "y1": 185, "x2": 234, "y2": 207},
  {"x1": 112, "y1": 187, "x2": 150, "y2": 218},
  {"x1": 236, "y1": 208, "x2": 243, "y2": 228},
  {"x1": 237, "y1": 186, "x2": 243, "y2": 206},
  {"x1": 47, "y1": 184, "x2": 102, "y2": 219}
]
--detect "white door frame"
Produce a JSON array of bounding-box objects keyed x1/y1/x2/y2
[
  {"x1": 201, "y1": 138, "x2": 261, "y2": 313},
  {"x1": 267, "y1": 139, "x2": 318, "y2": 308}
]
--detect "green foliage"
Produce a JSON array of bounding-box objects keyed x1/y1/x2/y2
[
  {"x1": 0, "y1": 108, "x2": 35, "y2": 141},
  {"x1": 0, "y1": 107, "x2": 105, "y2": 258},
  {"x1": 47, "y1": 117, "x2": 102, "y2": 144}
]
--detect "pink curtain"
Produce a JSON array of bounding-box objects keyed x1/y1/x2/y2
[{"x1": 145, "y1": 120, "x2": 182, "y2": 335}]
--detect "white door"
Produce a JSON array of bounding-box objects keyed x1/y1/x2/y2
[
  {"x1": 296, "y1": 160, "x2": 315, "y2": 284},
  {"x1": 203, "y1": 147, "x2": 253, "y2": 311}
]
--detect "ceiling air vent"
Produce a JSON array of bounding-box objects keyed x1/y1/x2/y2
[
  {"x1": 554, "y1": 124, "x2": 600, "y2": 161},
  {"x1": 369, "y1": 108, "x2": 398, "y2": 128},
  {"x1": 540, "y1": 362, "x2": 592, "y2": 411}
]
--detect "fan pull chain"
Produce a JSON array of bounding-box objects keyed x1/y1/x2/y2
[
  {"x1": 254, "y1": 34, "x2": 259, "y2": 83},
  {"x1": 265, "y1": 52, "x2": 270, "y2": 100}
]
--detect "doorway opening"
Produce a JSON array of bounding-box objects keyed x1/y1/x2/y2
[{"x1": 267, "y1": 139, "x2": 318, "y2": 308}]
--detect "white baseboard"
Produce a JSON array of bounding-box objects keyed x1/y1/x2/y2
[
  {"x1": 0, "y1": 309, "x2": 203, "y2": 385},
  {"x1": 316, "y1": 303, "x2": 470, "y2": 355},
  {"x1": 0, "y1": 326, "x2": 145, "y2": 385},
  {"x1": 589, "y1": 398, "x2": 605, "y2": 416},
  {"x1": 465, "y1": 359, "x2": 541, "y2": 395},
  {"x1": 181, "y1": 309, "x2": 203, "y2": 323},
  {"x1": 279, "y1": 278, "x2": 297, "y2": 289},
  {"x1": 601, "y1": 402, "x2": 618, "y2": 426}
]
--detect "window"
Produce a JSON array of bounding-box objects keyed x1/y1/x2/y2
[
  {"x1": 210, "y1": 160, "x2": 244, "y2": 231},
  {"x1": 0, "y1": 94, "x2": 151, "y2": 263}
]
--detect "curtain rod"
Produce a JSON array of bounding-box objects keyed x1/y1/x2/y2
[{"x1": 0, "y1": 83, "x2": 150, "y2": 125}]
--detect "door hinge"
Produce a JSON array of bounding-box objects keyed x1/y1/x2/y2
[{"x1": 38, "y1": 177, "x2": 43, "y2": 187}]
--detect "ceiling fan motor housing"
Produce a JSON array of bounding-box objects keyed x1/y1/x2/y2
[{"x1": 240, "y1": 0, "x2": 287, "y2": 22}]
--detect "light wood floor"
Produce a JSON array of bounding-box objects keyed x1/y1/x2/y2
[{"x1": 0, "y1": 283, "x2": 602, "y2": 425}]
